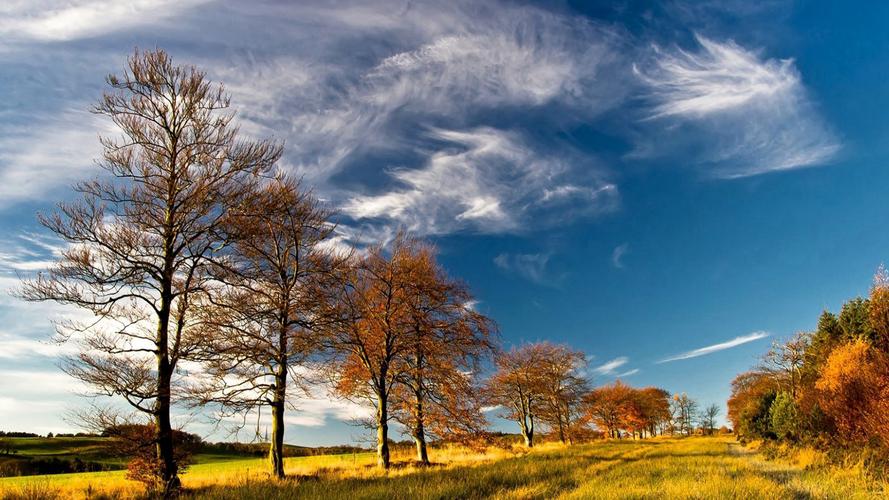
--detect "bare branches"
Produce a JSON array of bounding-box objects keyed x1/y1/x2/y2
[{"x1": 17, "y1": 48, "x2": 280, "y2": 493}]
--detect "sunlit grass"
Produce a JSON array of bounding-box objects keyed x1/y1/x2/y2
[{"x1": 1, "y1": 437, "x2": 885, "y2": 499}]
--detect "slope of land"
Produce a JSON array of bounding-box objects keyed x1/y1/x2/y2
[{"x1": 1, "y1": 437, "x2": 884, "y2": 499}]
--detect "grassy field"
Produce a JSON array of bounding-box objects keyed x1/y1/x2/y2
[{"x1": 1, "y1": 437, "x2": 885, "y2": 499}]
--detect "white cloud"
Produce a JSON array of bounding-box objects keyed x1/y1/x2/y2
[
  {"x1": 634, "y1": 34, "x2": 839, "y2": 178},
  {"x1": 494, "y1": 252, "x2": 554, "y2": 285},
  {"x1": 658, "y1": 331, "x2": 769, "y2": 363},
  {"x1": 593, "y1": 356, "x2": 628, "y2": 375},
  {"x1": 615, "y1": 368, "x2": 639, "y2": 377},
  {"x1": 611, "y1": 243, "x2": 629, "y2": 269},
  {"x1": 343, "y1": 128, "x2": 617, "y2": 235},
  {"x1": 0, "y1": 0, "x2": 209, "y2": 43}
]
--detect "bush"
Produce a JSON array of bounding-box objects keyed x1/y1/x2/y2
[{"x1": 101, "y1": 424, "x2": 202, "y2": 490}]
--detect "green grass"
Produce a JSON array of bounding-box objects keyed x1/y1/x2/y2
[{"x1": 1, "y1": 437, "x2": 885, "y2": 499}]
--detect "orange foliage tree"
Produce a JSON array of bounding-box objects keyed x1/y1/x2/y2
[
  {"x1": 815, "y1": 339, "x2": 889, "y2": 446},
  {"x1": 390, "y1": 241, "x2": 497, "y2": 463}
]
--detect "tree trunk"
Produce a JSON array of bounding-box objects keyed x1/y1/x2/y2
[
  {"x1": 155, "y1": 300, "x2": 179, "y2": 495},
  {"x1": 269, "y1": 372, "x2": 286, "y2": 479},
  {"x1": 413, "y1": 391, "x2": 429, "y2": 464},
  {"x1": 377, "y1": 391, "x2": 390, "y2": 469},
  {"x1": 523, "y1": 414, "x2": 534, "y2": 448}
]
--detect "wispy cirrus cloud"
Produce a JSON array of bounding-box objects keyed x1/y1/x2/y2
[
  {"x1": 634, "y1": 34, "x2": 839, "y2": 178},
  {"x1": 494, "y1": 252, "x2": 558, "y2": 286},
  {"x1": 611, "y1": 243, "x2": 629, "y2": 269},
  {"x1": 343, "y1": 128, "x2": 617, "y2": 235},
  {"x1": 593, "y1": 356, "x2": 629, "y2": 375},
  {"x1": 0, "y1": 0, "x2": 209, "y2": 43},
  {"x1": 658, "y1": 331, "x2": 769, "y2": 363}
]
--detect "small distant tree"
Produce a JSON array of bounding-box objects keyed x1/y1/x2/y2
[
  {"x1": 18, "y1": 49, "x2": 281, "y2": 493},
  {"x1": 671, "y1": 393, "x2": 698, "y2": 436},
  {"x1": 484, "y1": 343, "x2": 554, "y2": 447},
  {"x1": 700, "y1": 404, "x2": 720, "y2": 435}
]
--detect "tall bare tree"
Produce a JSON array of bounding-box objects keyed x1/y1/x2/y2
[
  {"x1": 189, "y1": 175, "x2": 344, "y2": 479},
  {"x1": 19, "y1": 49, "x2": 281, "y2": 493}
]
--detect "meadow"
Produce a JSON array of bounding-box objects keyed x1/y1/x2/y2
[{"x1": 1, "y1": 436, "x2": 884, "y2": 499}]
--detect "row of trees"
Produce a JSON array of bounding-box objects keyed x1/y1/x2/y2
[
  {"x1": 728, "y1": 268, "x2": 889, "y2": 452},
  {"x1": 19, "y1": 49, "x2": 497, "y2": 493},
  {"x1": 485, "y1": 344, "x2": 716, "y2": 446},
  {"x1": 18, "y1": 49, "x2": 713, "y2": 495}
]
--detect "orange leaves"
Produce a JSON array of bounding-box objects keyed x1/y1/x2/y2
[{"x1": 815, "y1": 339, "x2": 889, "y2": 445}]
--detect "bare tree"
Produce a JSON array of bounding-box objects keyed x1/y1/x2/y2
[
  {"x1": 700, "y1": 404, "x2": 720, "y2": 435},
  {"x1": 671, "y1": 393, "x2": 699, "y2": 436},
  {"x1": 189, "y1": 175, "x2": 344, "y2": 479},
  {"x1": 760, "y1": 332, "x2": 810, "y2": 398},
  {"x1": 18, "y1": 49, "x2": 280, "y2": 493}
]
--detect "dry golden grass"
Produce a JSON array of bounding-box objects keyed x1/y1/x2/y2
[{"x1": 1, "y1": 437, "x2": 885, "y2": 499}]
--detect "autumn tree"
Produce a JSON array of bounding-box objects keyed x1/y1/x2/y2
[
  {"x1": 532, "y1": 344, "x2": 589, "y2": 444},
  {"x1": 19, "y1": 49, "x2": 280, "y2": 493},
  {"x1": 484, "y1": 343, "x2": 557, "y2": 447},
  {"x1": 637, "y1": 387, "x2": 672, "y2": 437},
  {"x1": 583, "y1": 380, "x2": 633, "y2": 439},
  {"x1": 815, "y1": 339, "x2": 889, "y2": 446},
  {"x1": 324, "y1": 235, "x2": 426, "y2": 468},
  {"x1": 869, "y1": 265, "x2": 889, "y2": 352},
  {"x1": 391, "y1": 242, "x2": 496, "y2": 463},
  {"x1": 727, "y1": 370, "x2": 779, "y2": 440},
  {"x1": 188, "y1": 175, "x2": 344, "y2": 479}
]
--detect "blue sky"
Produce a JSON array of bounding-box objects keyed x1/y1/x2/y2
[{"x1": 2, "y1": 0, "x2": 888, "y2": 445}]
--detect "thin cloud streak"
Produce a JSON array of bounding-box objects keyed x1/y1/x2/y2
[
  {"x1": 658, "y1": 331, "x2": 769, "y2": 363},
  {"x1": 593, "y1": 356, "x2": 628, "y2": 375}
]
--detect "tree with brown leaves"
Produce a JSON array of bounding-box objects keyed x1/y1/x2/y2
[
  {"x1": 535, "y1": 344, "x2": 589, "y2": 444},
  {"x1": 484, "y1": 342, "x2": 560, "y2": 447},
  {"x1": 189, "y1": 175, "x2": 345, "y2": 479},
  {"x1": 19, "y1": 49, "x2": 281, "y2": 493},
  {"x1": 391, "y1": 242, "x2": 497, "y2": 463},
  {"x1": 324, "y1": 235, "x2": 420, "y2": 468},
  {"x1": 583, "y1": 380, "x2": 633, "y2": 439}
]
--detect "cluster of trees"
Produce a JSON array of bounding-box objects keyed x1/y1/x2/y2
[
  {"x1": 484, "y1": 344, "x2": 716, "y2": 446},
  {"x1": 18, "y1": 49, "x2": 714, "y2": 495},
  {"x1": 728, "y1": 268, "x2": 889, "y2": 453},
  {"x1": 19, "y1": 49, "x2": 497, "y2": 493}
]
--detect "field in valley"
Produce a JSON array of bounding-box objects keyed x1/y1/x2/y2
[{"x1": 1, "y1": 436, "x2": 884, "y2": 499}]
